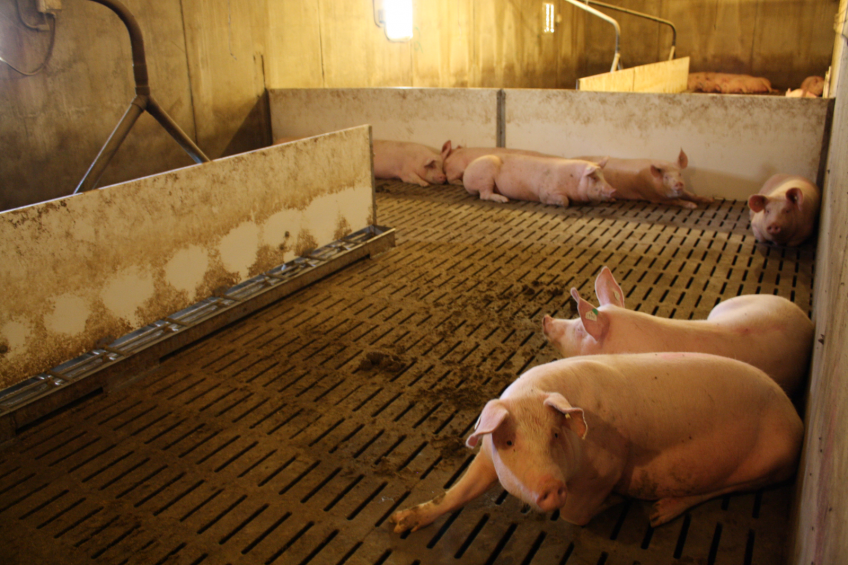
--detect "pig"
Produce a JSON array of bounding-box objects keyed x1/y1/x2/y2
[
  {"x1": 443, "y1": 146, "x2": 553, "y2": 185},
  {"x1": 576, "y1": 150, "x2": 712, "y2": 209},
  {"x1": 748, "y1": 174, "x2": 821, "y2": 247},
  {"x1": 800, "y1": 75, "x2": 825, "y2": 97},
  {"x1": 390, "y1": 352, "x2": 803, "y2": 532},
  {"x1": 373, "y1": 140, "x2": 451, "y2": 187},
  {"x1": 688, "y1": 72, "x2": 773, "y2": 94},
  {"x1": 541, "y1": 266, "x2": 813, "y2": 396},
  {"x1": 462, "y1": 154, "x2": 616, "y2": 206}
]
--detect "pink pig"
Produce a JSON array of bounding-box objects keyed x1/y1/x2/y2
[
  {"x1": 576, "y1": 150, "x2": 712, "y2": 208},
  {"x1": 748, "y1": 174, "x2": 821, "y2": 247},
  {"x1": 373, "y1": 140, "x2": 451, "y2": 186},
  {"x1": 390, "y1": 352, "x2": 802, "y2": 532},
  {"x1": 542, "y1": 266, "x2": 813, "y2": 396},
  {"x1": 443, "y1": 146, "x2": 552, "y2": 185},
  {"x1": 462, "y1": 154, "x2": 616, "y2": 206}
]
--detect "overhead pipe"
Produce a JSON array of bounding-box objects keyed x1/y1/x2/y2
[
  {"x1": 74, "y1": 0, "x2": 210, "y2": 195},
  {"x1": 585, "y1": 0, "x2": 677, "y2": 61},
  {"x1": 563, "y1": 0, "x2": 621, "y2": 73}
]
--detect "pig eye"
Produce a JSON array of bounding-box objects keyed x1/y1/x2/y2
[
  {"x1": 554, "y1": 433, "x2": 559, "y2": 438},
  {"x1": 506, "y1": 440, "x2": 513, "y2": 446}
]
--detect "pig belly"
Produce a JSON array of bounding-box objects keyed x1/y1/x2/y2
[{"x1": 495, "y1": 173, "x2": 543, "y2": 202}]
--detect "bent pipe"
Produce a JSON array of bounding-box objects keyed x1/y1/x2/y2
[
  {"x1": 75, "y1": 0, "x2": 209, "y2": 195},
  {"x1": 585, "y1": 0, "x2": 677, "y2": 61},
  {"x1": 563, "y1": 0, "x2": 621, "y2": 73}
]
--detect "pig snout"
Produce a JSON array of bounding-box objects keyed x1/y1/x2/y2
[
  {"x1": 535, "y1": 479, "x2": 568, "y2": 511},
  {"x1": 541, "y1": 315, "x2": 566, "y2": 344},
  {"x1": 429, "y1": 169, "x2": 447, "y2": 185},
  {"x1": 542, "y1": 315, "x2": 554, "y2": 337},
  {"x1": 767, "y1": 223, "x2": 782, "y2": 235}
]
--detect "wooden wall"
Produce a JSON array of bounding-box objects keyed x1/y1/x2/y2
[{"x1": 580, "y1": 0, "x2": 836, "y2": 90}]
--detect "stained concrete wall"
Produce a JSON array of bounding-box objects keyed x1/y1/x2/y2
[
  {"x1": 269, "y1": 87, "x2": 830, "y2": 201},
  {"x1": 505, "y1": 89, "x2": 831, "y2": 201},
  {"x1": 0, "y1": 126, "x2": 374, "y2": 389},
  {"x1": 792, "y1": 5, "x2": 848, "y2": 563},
  {"x1": 270, "y1": 88, "x2": 500, "y2": 150}
]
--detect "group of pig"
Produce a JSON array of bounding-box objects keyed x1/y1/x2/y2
[
  {"x1": 274, "y1": 135, "x2": 818, "y2": 533},
  {"x1": 372, "y1": 139, "x2": 821, "y2": 247},
  {"x1": 390, "y1": 267, "x2": 813, "y2": 534}
]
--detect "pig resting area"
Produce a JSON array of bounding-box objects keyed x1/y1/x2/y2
[{"x1": 0, "y1": 180, "x2": 814, "y2": 565}]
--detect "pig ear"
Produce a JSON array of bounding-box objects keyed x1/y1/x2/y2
[
  {"x1": 543, "y1": 392, "x2": 588, "y2": 440},
  {"x1": 570, "y1": 288, "x2": 609, "y2": 342},
  {"x1": 595, "y1": 267, "x2": 625, "y2": 308},
  {"x1": 441, "y1": 140, "x2": 452, "y2": 160},
  {"x1": 678, "y1": 149, "x2": 688, "y2": 169},
  {"x1": 786, "y1": 187, "x2": 804, "y2": 210},
  {"x1": 596, "y1": 156, "x2": 609, "y2": 168},
  {"x1": 424, "y1": 157, "x2": 437, "y2": 169},
  {"x1": 748, "y1": 194, "x2": 766, "y2": 213},
  {"x1": 466, "y1": 400, "x2": 509, "y2": 448},
  {"x1": 650, "y1": 165, "x2": 663, "y2": 179},
  {"x1": 583, "y1": 165, "x2": 602, "y2": 180}
]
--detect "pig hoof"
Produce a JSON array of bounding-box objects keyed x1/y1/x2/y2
[{"x1": 390, "y1": 509, "x2": 423, "y2": 533}]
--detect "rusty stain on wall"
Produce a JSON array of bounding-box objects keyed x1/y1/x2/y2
[{"x1": 0, "y1": 126, "x2": 374, "y2": 389}]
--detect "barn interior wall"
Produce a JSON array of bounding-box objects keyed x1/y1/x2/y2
[
  {"x1": 0, "y1": 0, "x2": 839, "y2": 211},
  {"x1": 792, "y1": 4, "x2": 848, "y2": 563}
]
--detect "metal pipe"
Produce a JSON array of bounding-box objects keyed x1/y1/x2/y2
[
  {"x1": 75, "y1": 0, "x2": 210, "y2": 194},
  {"x1": 147, "y1": 96, "x2": 210, "y2": 164},
  {"x1": 585, "y1": 0, "x2": 677, "y2": 61},
  {"x1": 74, "y1": 95, "x2": 148, "y2": 194},
  {"x1": 87, "y1": 0, "x2": 149, "y2": 95},
  {"x1": 563, "y1": 0, "x2": 621, "y2": 73}
]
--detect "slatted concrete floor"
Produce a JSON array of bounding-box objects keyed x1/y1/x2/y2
[{"x1": 0, "y1": 181, "x2": 815, "y2": 565}]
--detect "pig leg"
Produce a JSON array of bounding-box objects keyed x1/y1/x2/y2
[
  {"x1": 679, "y1": 190, "x2": 714, "y2": 205},
  {"x1": 540, "y1": 192, "x2": 570, "y2": 207},
  {"x1": 661, "y1": 198, "x2": 699, "y2": 209},
  {"x1": 390, "y1": 450, "x2": 498, "y2": 533},
  {"x1": 401, "y1": 171, "x2": 431, "y2": 187}
]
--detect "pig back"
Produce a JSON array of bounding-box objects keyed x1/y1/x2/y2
[{"x1": 519, "y1": 353, "x2": 799, "y2": 449}]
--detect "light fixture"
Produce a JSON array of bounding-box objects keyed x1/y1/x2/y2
[
  {"x1": 544, "y1": 3, "x2": 556, "y2": 33},
  {"x1": 373, "y1": 0, "x2": 413, "y2": 42}
]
